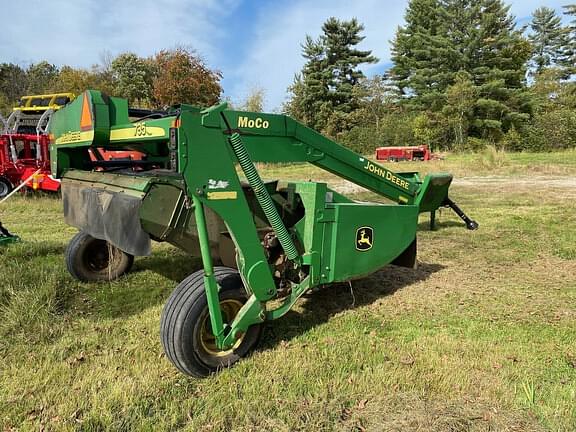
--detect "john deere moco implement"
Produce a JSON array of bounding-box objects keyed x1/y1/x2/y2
[{"x1": 49, "y1": 90, "x2": 477, "y2": 377}]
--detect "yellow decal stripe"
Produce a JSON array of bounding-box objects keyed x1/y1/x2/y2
[
  {"x1": 110, "y1": 125, "x2": 166, "y2": 141},
  {"x1": 54, "y1": 130, "x2": 94, "y2": 145},
  {"x1": 207, "y1": 191, "x2": 238, "y2": 200}
]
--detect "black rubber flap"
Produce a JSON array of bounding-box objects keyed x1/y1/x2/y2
[{"x1": 62, "y1": 181, "x2": 151, "y2": 256}]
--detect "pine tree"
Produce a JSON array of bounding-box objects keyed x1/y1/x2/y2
[
  {"x1": 285, "y1": 18, "x2": 377, "y2": 135},
  {"x1": 528, "y1": 7, "x2": 569, "y2": 74},
  {"x1": 298, "y1": 35, "x2": 332, "y2": 131},
  {"x1": 390, "y1": 0, "x2": 447, "y2": 108},
  {"x1": 389, "y1": 0, "x2": 532, "y2": 141},
  {"x1": 562, "y1": 4, "x2": 576, "y2": 76},
  {"x1": 322, "y1": 18, "x2": 378, "y2": 113},
  {"x1": 470, "y1": 0, "x2": 532, "y2": 139},
  {"x1": 390, "y1": 0, "x2": 483, "y2": 108}
]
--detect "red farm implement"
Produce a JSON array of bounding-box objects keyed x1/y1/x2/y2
[
  {"x1": 0, "y1": 133, "x2": 60, "y2": 198},
  {"x1": 0, "y1": 93, "x2": 76, "y2": 199},
  {"x1": 376, "y1": 145, "x2": 432, "y2": 162}
]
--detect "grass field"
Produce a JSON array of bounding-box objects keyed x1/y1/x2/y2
[{"x1": 1, "y1": 151, "x2": 575, "y2": 431}]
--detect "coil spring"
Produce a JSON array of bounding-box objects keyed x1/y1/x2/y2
[{"x1": 228, "y1": 133, "x2": 299, "y2": 261}]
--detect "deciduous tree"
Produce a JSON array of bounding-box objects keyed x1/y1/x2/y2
[
  {"x1": 111, "y1": 53, "x2": 153, "y2": 105},
  {"x1": 152, "y1": 47, "x2": 222, "y2": 108},
  {"x1": 241, "y1": 87, "x2": 265, "y2": 112},
  {"x1": 0, "y1": 63, "x2": 27, "y2": 104},
  {"x1": 26, "y1": 61, "x2": 58, "y2": 94}
]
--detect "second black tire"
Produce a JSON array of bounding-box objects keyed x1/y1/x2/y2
[
  {"x1": 0, "y1": 177, "x2": 13, "y2": 199},
  {"x1": 65, "y1": 231, "x2": 134, "y2": 282}
]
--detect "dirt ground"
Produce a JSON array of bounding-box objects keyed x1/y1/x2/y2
[{"x1": 332, "y1": 175, "x2": 576, "y2": 195}]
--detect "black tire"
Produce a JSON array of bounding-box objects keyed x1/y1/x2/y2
[
  {"x1": 65, "y1": 231, "x2": 134, "y2": 282},
  {"x1": 0, "y1": 177, "x2": 13, "y2": 199},
  {"x1": 160, "y1": 267, "x2": 262, "y2": 377}
]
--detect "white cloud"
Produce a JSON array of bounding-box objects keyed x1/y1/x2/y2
[
  {"x1": 0, "y1": 0, "x2": 238, "y2": 67},
  {"x1": 227, "y1": 0, "x2": 569, "y2": 111},
  {"x1": 227, "y1": 0, "x2": 407, "y2": 110},
  {"x1": 0, "y1": 0, "x2": 570, "y2": 110}
]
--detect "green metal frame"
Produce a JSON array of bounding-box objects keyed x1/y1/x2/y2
[{"x1": 49, "y1": 90, "x2": 467, "y2": 350}]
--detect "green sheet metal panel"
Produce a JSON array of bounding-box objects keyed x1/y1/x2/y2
[
  {"x1": 323, "y1": 202, "x2": 419, "y2": 283},
  {"x1": 415, "y1": 173, "x2": 453, "y2": 213}
]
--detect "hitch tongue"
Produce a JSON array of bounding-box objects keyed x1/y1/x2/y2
[{"x1": 443, "y1": 197, "x2": 479, "y2": 230}]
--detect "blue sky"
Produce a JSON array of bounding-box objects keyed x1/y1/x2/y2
[{"x1": 0, "y1": 0, "x2": 571, "y2": 110}]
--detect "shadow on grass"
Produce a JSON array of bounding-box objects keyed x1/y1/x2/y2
[
  {"x1": 417, "y1": 219, "x2": 468, "y2": 231},
  {"x1": 259, "y1": 262, "x2": 445, "y2": 349},
  {"x1": 71, "y1": 250, "x2": 443, "y2": 343},
  {"x1": 132, "y1": 252, "x2": 202, "y2": 282},
  {"x1": 81, "y1": 252, "x2": 203, "y2": 319}
]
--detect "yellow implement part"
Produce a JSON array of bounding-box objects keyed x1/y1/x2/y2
[{"x1": 14, "y1": 93, "x2": 76, "y2": 112}]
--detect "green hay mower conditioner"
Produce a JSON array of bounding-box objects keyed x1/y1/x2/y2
[{"x1": 48, "y1": 90, "x2": 477, "y2": 377}]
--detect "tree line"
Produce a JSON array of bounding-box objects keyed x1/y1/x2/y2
[
  {"x1": 0, "y1": 47, "x2": 222, "y2": 114},
  {"x1": 285, "y1": 1, "x2": 576, "y2": 152},
  {"x1": 1, "y1": 1, "x2": 575, "y2": 153}
]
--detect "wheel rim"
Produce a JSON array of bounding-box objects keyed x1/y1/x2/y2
[
  {"x1": 199, "y1": 299, "x2": 245, "y2": 357},
  {"x1": 83, "y1": 239, "x2": 119, "y2": 272}
]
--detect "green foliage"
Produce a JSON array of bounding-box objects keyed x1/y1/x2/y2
[
  {"x1": 340, "y1": 110, "x2": 420, "y2": 154},
  {"x1": 500, "y1": 126, "x2": 523, "y2": 151},
  {"x1": 412, "y1": 111, "x2": 451, "y2": 151},
  {"x1": 152, "y1": 47, "x2": 222, "y2": 108},
  {"x1": 0, "y1": 63, "x2": 27, "y2": 104},
  {"x1": 390, "y1": 0, "x2": 533, "y2": 141},
  {"x1": 442, "y1": 71, "x2": 478, "y2": 148},
  {"x1": 51, "y1": 66, "x2": 97, "y2": 95},
  {"x1": 524, "y1": 108, "x2": 576, "y2": 151},
  {"x1": 0, "y1": 3, "x2": 574, "y2": 154},
  {"x1": 465, "y1": 137, "x2": 490, "y2": 152},
  {"x1": 285, "y1": 17, "x2": 377, "y2": 136},
  {"x1": 26, "y1": 61, "x2": 58, "y2": 94},
  {"x1": 528, "y1": 7, "x2": 570, "y2": 75},
  {"x1": 111, "y1": 53, "x2": 153, "y2": 105},
  {"x1": 0, "y1": 47, "x2": 222, "y2": 115},
  {"x1": 0, "y1": 92, "x2": 10, "y2": 114},
  {"x1": 561, "y1": 4, "x2": 576, "y2": 76},
  {"x1": 241, "y1": 87, "x2": 265, "y2": 112}
]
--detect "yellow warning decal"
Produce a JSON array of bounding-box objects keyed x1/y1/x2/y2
[
  {"x1": 207, "y1": 191, "x2": 238, "y2": 200},
  {"x1": 54, "y1": 130, "x2": 94, "y2": 145},
  {"x1": 110, "y1": 123, "x2": 166, "y2": 141}
]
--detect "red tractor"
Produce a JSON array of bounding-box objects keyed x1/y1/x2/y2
[
  {"x1": 375, "y1": 144, "x2": 432, "y2": 162},
  {"x1": 0, "y1": 93, "x2": 75, "y2": 199},
  {"x1": 0, "y1": 133, "x2": 60, "y2": 198}
]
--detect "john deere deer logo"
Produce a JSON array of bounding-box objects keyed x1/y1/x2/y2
[{"x1": 356, "y1": 227, "x2": 374, "y2": 251}]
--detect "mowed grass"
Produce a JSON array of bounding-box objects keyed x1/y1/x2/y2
[
  {"x1": 1, "y1": 153, "x2": 575, "y2": 431},
  {"x1": 254, "y1": 149, "x2": 576, "y2": 184}
]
